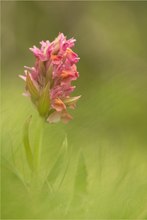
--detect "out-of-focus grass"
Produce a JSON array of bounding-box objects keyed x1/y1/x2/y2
[
  {"x1": 1, "y1": 75, "x2": 147, "y2": 219},
  {"x1": 1, "y1": 1, "x2": 147, "y2": 219}
]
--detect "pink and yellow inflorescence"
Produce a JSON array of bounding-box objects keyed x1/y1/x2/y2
[{"x1": 20, "y1": 33, "x2": 81, "y2": 123}]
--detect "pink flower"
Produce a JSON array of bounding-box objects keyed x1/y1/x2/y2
[{"x1": 20, "y1": 33, "x2": 81, "y2": 123}]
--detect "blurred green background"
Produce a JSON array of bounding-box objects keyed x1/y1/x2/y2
[{"x1": 1, "y1": 1, "x2": 147, "y2": 219}]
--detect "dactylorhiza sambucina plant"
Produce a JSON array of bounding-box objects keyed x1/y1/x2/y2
[
  {"x1": 20, "y1": 33, "x2": 81, "y2": 124},
  {"x1": 19, "y1": 33, "x2": 81, "y2": 179}
]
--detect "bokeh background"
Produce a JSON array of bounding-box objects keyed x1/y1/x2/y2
[{"x1": 1, "y1": 1, "x2": 147, "y2": 219}]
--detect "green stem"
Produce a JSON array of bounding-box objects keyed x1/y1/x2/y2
[
  {"x1": 33, "y1": 117, "x2": 44, "y2": 174},
  {"x1": 23, "y1": 115, "x2": 45, "y2": 192}
]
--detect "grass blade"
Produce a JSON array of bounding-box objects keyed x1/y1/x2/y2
[
  {"x1": 46, "y1": 135, "x2": 69, "y2": 191},
  {"x1": 74, "y1": 152, "x2": 88, "y2": 195}
]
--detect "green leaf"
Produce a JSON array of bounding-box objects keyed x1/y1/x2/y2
[
  {"x1": 74, "y1": 152, "x2": 88, "y2": 194},
  {"x1": 66, "y1": 152, "x2": 88, "y2": 215},
  {"x1": 23, "y1": 116, "x2": 33, "y2": 171},
  {"x1": 1, "y1": 156, "x2": 28, "y2": 189},
  {"x1": 46, "y1": 135, "x2": 69, "y2": 191},
  {"x1": 26, "y1": 73, "x2": 39, "y2": 101},
  {"x1": 37, "y1": 82, "x2": 50, "y2": 117}
]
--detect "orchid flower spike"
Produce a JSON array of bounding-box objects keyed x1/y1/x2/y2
[{"x1": 20, "y1": 33, "x2": 81, "y2": 123}]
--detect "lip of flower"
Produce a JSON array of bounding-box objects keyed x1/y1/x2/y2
[
  {"x1": 47, "y1": 110, "x2": 73, "y2": 124},
  {"x1": 30, "y1": 41, "x2": 53, "y2": 61},
  {"x1": 30, "y1": 46, "x2": 46, "y2": 61},
  {"x1": 60, "y1": 70, "x2": 78, "y2": 84},
  {"x1": 51, "y1": 54, "x2": 62, "y2": 65},
  {"x1": 62, "y1": 39, "x2": 76, "y2": 51},
  {"x1": 61, "y1": 111, "x2": 73, "y2": 123},
  {"x1": 65, "y1": 48, "x2": 80, "y2": 65},
  {"x1": 61, "y1": 71, "x2": 72, "y2": 79},
  {"x1": 63, "y1": 95, "x2": 81, "y2": 109},
  {"x1": 50, "y1": 84, "x2": 76, "y2": 100},
  {"x1": 52, "y1": 98, "x2": 66, "y2": 112},
  {"x1": 56, "y1": 33, "x2": 76, "y2": 52}
]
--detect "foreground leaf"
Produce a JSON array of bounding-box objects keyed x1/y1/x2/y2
[
  {"x1": 23, "y1": 116, "x2": 33, "y2": 171},
  {"x1": 74, "y1": 152, "x2": 88, "y2": 194},
  {"x1": 46, "y1": 135, "x2": 69, "y2": 191}
]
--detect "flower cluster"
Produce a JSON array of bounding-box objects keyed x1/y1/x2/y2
[{"x1": 20, "y1": 33, "x2": 81, "y2": 123}]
